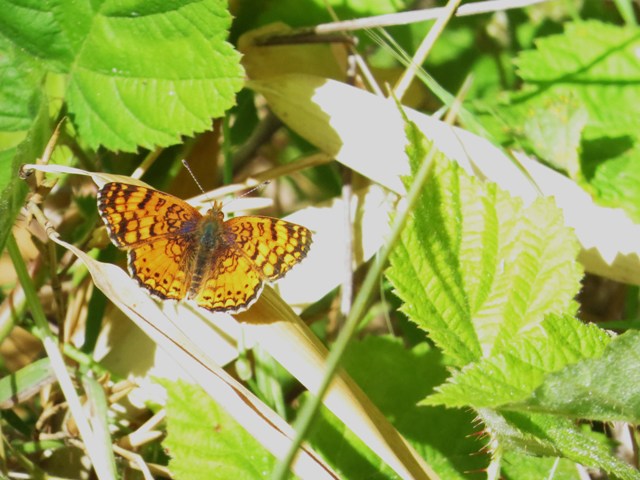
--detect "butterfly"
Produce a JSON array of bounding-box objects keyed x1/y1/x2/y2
[{"x1": 97, "y1": 182, "x2": 312, "y2": 313}]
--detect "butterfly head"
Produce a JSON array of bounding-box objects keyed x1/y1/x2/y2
[{"x1": 204, "y1": 200, "x2": 225, "y2": 221}]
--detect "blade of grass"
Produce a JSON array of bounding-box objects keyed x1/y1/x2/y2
[
  {"x1": 612, "y1": 0, "x2": 637, "y2": 26},
  {"x1": 271, "y1": 117, "x2": 439, "y2": 480},
  {"x1": 30, "y1": 210, "x2": 339, "y2": 479},
  {"x1": 82, "y1": 374, "x2": 118, "y2": 478},
  {"x1": 7, "y1": 232, "x2": 117, "y2": 480},
  {"x1": 0, "y1": 358, "x2": 54, "y2": 409},
  {"x1": 393, "y1": 0, "x2": 462, "y2": 101}
]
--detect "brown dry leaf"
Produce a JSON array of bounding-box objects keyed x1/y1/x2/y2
[{"x1": 239, "y1": 23, "x2": 349, "y2": 82}]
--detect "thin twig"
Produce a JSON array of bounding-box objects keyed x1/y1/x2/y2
[
  {"x1": 113, "y1": 444, "x2": 155, "y2": 480},
  {"x1": 322, "y1": 0, "x2": 384, "y2": 96},
  {"x1": 131, "y1": 147, "x2": 163, "y2": 180},
  {"x1": 394, "y1": 0, "x2": 462, "y2": 101},
  {"x1": 232, "y1": 113, "x2": 283, "y2": 173},
  {"x1": 315, "y1": 0, "x2": 548, "y2": 34},
  {"x1": 119, "y1": 410, "x2": 166, "y2": 449}
]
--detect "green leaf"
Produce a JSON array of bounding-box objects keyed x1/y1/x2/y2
[
  {"x1": 0, "y1": 36, "x2": 45, "y2": 133},
  {"x1": 0, "y1": 0, "x2": 244, "y2": 152},
  {"x1": 0, "y1": 357, "x2": 54, "y2": 408},
  {"x1": 386, "y1": 126, "x2": 633, "y2": 479},
  {"x1": 424, "y1": 314, "x2": 610, "y2": 408},
  {"x1": 514, "y1": 20, "x2": 640, "y2": 141},
  {"x1": 501, "y1": 451, "x2": 582, "y2": 480},
  {"x1": 386, "y1": 143, "x2": 583, "y2": 367},
  {"x1": 521, "y1": 92, "x2": 588, "y2": 179},
  {"x1": 479, "y1": 19, "x2": 640, "y2": 213},
  {"x1": 307, "y1": 336, "x2": 486, "y2": 479},
  {"x1": 163, "y1": 380, "x2": 276, "y2": 480},
  {"x1": 0, "y1": 0, "x2": 77, "y2": 70},
  {"x1": 0, "y1": 38, "x2": 51, "y2": 253},
  {"x1": 484, "y1": 20, "x2": 640, "y2": 222},
  {"x1": 587, "y1": 142, "x2": 640, "y2": 223},
  {"x1": 517, "y1": 330, "x2": 640, "y2": 423},
  {"x1": 481, "y1": 410, "x2": 639, "y2": 480}
]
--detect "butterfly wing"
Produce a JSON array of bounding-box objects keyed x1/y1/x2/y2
[
  {"x1": 192, "y1": 246, "x2": 264, "y2": 313},
  {"x1": 127, "y1": 236, "x2": 195, "y2": 300},
  {"x1": 97, "y1": 182, "x2": 201, "y2": 248},
  {"x1": 224, "y1": 216, "x2": 312, "y2": 281},
  {"x1": 97, "y1": 183, "x2": 201, "y2": 300}
]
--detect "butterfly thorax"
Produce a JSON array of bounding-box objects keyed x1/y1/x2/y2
[{"x1": 198, "y1": 210, "x2": 225, "y2": 248}]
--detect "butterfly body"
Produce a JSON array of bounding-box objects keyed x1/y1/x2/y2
[
  {"x1": 187, "y1": 210, "x2": 222, "y2": 295},
  {"x1": 97, "y1": 182, "x2": 312, "y2": 313}
]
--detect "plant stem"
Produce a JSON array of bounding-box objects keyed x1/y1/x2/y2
[{"x1": 271, "y1": 127, "x2": 437, "y2": 480}]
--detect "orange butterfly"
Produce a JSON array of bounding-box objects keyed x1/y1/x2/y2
[{"x1": 97, "y1": 183, "x2": 312, "y2": 313}]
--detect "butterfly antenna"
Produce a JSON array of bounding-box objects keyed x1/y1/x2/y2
[
  {"x1": 183, "y1": 159, "x2": 272, "y2": 209},
  {"x1": 240, "y1": 181, "x2": 271, "y2": 199},
  {"x1": 221, "y1": 180, "x2": 272, "y2": 209},
  {"x1": 182, "y1": 159, "x2": 207, "y2": 195}
]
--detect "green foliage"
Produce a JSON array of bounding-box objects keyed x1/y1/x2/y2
[
  {"x1": 307, "y1": 336, "x2": 486, "y2": 479},
  {"x1": 0, "y1": 0, "x2": 244, "y2": 251},
  {"x1": 387, "y1": 125, "x2": 634, "y2": 478},
  {"x1": 0, "y1": 97, "x2": 49, "y2": 254},
  {"x1": 0, "y1": 357, "x2": 53, "y2": 407},
  {"x1": 520, "y1": 329, "x2": 640, "y2": 422},
  {"x1": 479, "y1": 19, "x2": 640, "y2": 220},
  {"x1": 387, "y1": 141, "x2": 583, "y2": 367},
  {"x1": 587, "y1": 142, "x2": 640, "y2": 221},
  {"x1": 501, "y1": 451, "x2": 582, "y2": 480},
  {"x1": 425, "y1": 314, "x2": 610, "y2": 408},
  {"x1": 163, "y1": 380, "x2": 277, "y2": 480},
  {"x1": 521, "y1": 93, "x2": 587, "y2": 179},
  {"x1": 0, "y1": 32, "x2": 49, "y2": 254},
  {"x1": 482, "y1": 410, "x2": 638, "y2": 479},
  {"x1": 514, "y1": 21, "x2": 640, "y2": 141},
  {"x1": 0, "y1": 36, "x2": 44, "y2": 133}
]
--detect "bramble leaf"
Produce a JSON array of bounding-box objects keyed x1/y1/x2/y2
[
  {"x1": 163, "y1": 380, "x2": 276, "y2": 480},
  {"x1": 0, "y1": 0, "x2": 244, "y2": 152},
  {"x1": 387, "y1": 127, "x2": 583, "y2": 367}
]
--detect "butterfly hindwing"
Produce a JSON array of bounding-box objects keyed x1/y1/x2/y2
[
  {"x1": 192, "y1": 246, "x2": 264, "y2": 313},
  {"x1": 128, "y1": 235, "x2": 195, "y2": 300}
]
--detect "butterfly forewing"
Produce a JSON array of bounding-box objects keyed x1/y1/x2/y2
[
  {"x1": 224, "y1": 216, "x2": 312, "y2": 281},
  {"x1": 97, "y1": 183, "x2": 201, "y2": 248}
]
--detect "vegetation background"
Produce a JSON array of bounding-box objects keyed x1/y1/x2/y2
[{"x1": 1, "y1": 0, "x2": 639, "y2": 479}]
